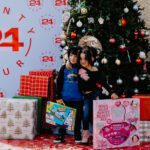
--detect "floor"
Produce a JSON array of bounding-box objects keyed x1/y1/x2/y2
[{"x1": 0, "y1": 134, "x2": 150, "y2": 150}]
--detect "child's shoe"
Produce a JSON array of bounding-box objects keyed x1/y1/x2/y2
[
  {"x1": 81, "y1": 130, "x2": 90, "y2": 144},
  {"x1": 74, "y1": 135, "x2": 82, "y2": 143},
  {"x1": 53, "y1": 136, "x2": 65, "y2": 143}
]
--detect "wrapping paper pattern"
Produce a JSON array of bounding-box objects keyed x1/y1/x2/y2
[
  {"x1": 19, "y1": 75, "x2": 50, "y2": 97},
  {"x1": 0, "y1": 98, "x2": 37, "y2": 140},
  {"x1": 140, "y1": 121, "x2": 150, "y2": 142}
]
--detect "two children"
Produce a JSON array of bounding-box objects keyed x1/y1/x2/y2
[{"x1": 54, "y1": 46, "x2": 118, "y2": 144}]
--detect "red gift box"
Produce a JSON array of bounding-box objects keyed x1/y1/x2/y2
[
  {"x1": 19, "y1": 75, "x2": 50, "y2": 97},
  {"x1": 132, "y1": 94, "x2": 150, "y2": 121},
  {"x1": 19, "y1": 75, "x2": 32, "y2": 96},
  {"x1": 29, "y1": 70, "x2": 55, "y2": 77}
]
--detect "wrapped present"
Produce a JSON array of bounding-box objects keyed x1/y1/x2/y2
[
  {"x1": 19, "y1": 75, "x2": 50, "y2": 97},
  {"x1": 140, "y1": 121, "x2": 150, "y2": 142},
  {"x1": 0, "y1": 98, "x2": 37, "y2": 140},
  {"x1": 46, "y1": 102, "x2": 76, "y2": 131},
  {"x1": 29, "y1": 69, "x2": 55, "y2": 77},
  {"x1": 93, "y1": 98, "x2": 140, "y2": 149},
  {"x1": 41, "y1": 99, "x2": 53, "y2": 132},
  {"x1": 132, "y1": 94, "x2": 150, "y2": 121},
  {"x1": 19, "y1": 75, "x2": 31, "y2": 96},
  {"x1": 13, "y1": 95, "x2": 42, "y2": 134},
  {"x1": 31, "y1": 75, "x2": 50, "y2": 97}
]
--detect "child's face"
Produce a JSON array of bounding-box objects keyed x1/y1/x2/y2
[
  {"x1": 80, "y1": 53, "x2": 89, "y2": 68},
  {"x1": 69, "y1": 53, "x2": 77, "y2": 65}
]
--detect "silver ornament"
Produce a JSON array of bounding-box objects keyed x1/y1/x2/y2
[
  {"x1": 62, "y1": 11, "x2": 70, "y2": 23},
  {"x1": 124, "y1": 7, "x2": 129, "y2": 13},
  {"x1": 139, "y1": 51, "x2": 146, "y2": 59},
  {"x1": 76, "y1": 20, "x2": 83, "y2": 27},
  {"x1": 133, "y1": 4, "x2": 138, "y2": 11},
  {"x1": 133, "y1": 75, "x2": 139, "y2": 82},
  {"x1": 134, "y1": 88, "x2": 139, "y2": 94},
  {"x1": 98, "y1": 17, "x2": 104, "y2": 25},
  {"x1": 116, "y1": 78, "x2": 123, "y2": 85},
  {"x1": 88, "y1": 17, "x2": 94, "y2": 24},
  {"x1": 60, "y1": 40, "x2": 66, "y2": 46}
]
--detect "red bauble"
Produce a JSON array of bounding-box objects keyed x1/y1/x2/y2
[
  {"x1": 140, "y1": 31, "x2": 145, "y2": 36},
  {"x1": 121, "y1": 18, "x2": 127, "y2": 27},
  {"x1": 96, "y1": 83, "x2": 102, "y2": 89},
  {"x1": 71, "y1": 32, "x2": 77, "y2": 39},
  {"x1": 134, "y1": 35, "x2": 138, "y2": 40},
  {"x1": 134, "y1": 31, "x2": 138, "y2": 35},
  {"x1": 119, "y1": 44, "x2": 127, "y2": 52},
  {"x1": 121, "y1": 93, "x2": 126, "y2": 98},
  {"x1": 109, "y1": 38, "x2": 116, "y2": 44},
  {"x1": 136, "y1": 58, "x2": 142, "y2": 64}
]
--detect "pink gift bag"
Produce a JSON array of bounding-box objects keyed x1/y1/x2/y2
[{"x1": 93, "y1": 98, "x2": 140, "y2": 149}]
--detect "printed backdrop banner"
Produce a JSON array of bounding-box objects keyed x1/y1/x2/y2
[{"x1": 0, "y1": 0, "x2": 66, "y2": 97}]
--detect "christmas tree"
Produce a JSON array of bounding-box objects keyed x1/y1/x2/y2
[{"x1": 60, "y1": 0, "x2": 150, "y2": 97}]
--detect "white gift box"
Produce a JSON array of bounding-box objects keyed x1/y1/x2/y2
[{"x1": 0, "y1": 98, "x2": 37, "y2": 140}]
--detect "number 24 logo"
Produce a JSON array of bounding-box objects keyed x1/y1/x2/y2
[{"x1": 0, "y1": 28, "x2": 24, "y2": 52}]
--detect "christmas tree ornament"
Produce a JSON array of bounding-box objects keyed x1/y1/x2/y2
[
  {"x1": 133, "y1": 4, "x2": 138, "y2": 11},
  {"x1": 116, "y1": 78, "x2": 123, "y2": 85},
  {"x1": 81, "y1": 7, "x2": 87, "y2": 15},
  {"x1": 88, "y1": 17, "x2": 94, "y2": 24},
  {"x1": 121, "y1": 18, "x2": 127, "y2": 27},
  {"x1": 82, "y1": 28, "x2": 86, "y2": 33},
  {"x1": 64, "y1": 46, "x2": 69, "y2": 50},
  {"x1": 76, "y1": 20, "x2": 83, "y2": 27},
  {"x1": 134, "y1": 31, "x2": 138, "y2": 35},
  {"x1": 133, "y1": 75, "x2": 139, "y2": 82},
  {"x1": 134, "y1": 88, "x2": 139, "y2": 94},
  {"x1": 120, "y1": 93, "x2": 126, "y2": 98},
  {"x1": 140, "y1": 30, "x2": 145, "y2": 36},
  {"x1": 60, "y1": 31, "x2": 67, "y2": 40},
  {"x1": 66, "y1": 17, "x2": 75, "y2": 34},
  {"x1": 94, "y1": 60, "x2": 99, "y2": 67},
  {"x1": 109, "y1": 38, "x2": 116, "y2": 44},
  {"x1": 118, "y1": 19, "x2": 122, "y2": 26},
  {"x1": 71, "y1": 32, "x2": 77, "y2": 39},
  {"x1": 139, "y1": 51, "x2": 146, "y2": 59},
  {"x1": 60, "y1": 40, "x2": 66, "y2": 46},
  {"x1": 119, "y1": 44, "x2": 127, "y2": 52},
  {"x1": 101, "y1": 57, "x2": 108, "y2": 64},
  {"x1": 136, "y1": 58, "x2": 142, "y2": 64},
  {"x1": 145, "y1": 31, "x2": 149, "y2": 36},
  {"x1": 62, "y1": 11, "x2": 70, "y2": 23},
  {"x1": 115, "y1": 58, "x2": 121, "y2": 65},
  {"x1": 124, "y1": 7, "x2": 129, "y2": 13},
  {"x1": 98, "y1": 17, "x2": 104, "y2": 25},
  {"x1": 140, "y1": 74, "x2": 147, "y2": 80},
  {"x1": 134, "y1": 31, "x2": 138, "y2": 40}
]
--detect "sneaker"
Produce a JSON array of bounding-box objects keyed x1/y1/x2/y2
[
  {"x1": 53, "y1": 136, "x2": 65, "y2": 143},
  {"x1": 75, "y1": 135, "x2": 82, "y2": 143}
]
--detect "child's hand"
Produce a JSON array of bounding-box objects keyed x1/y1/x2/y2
[
  {"x1": 66, "y1": 60, "x2": 72, "y2": 69},
  {"x1": 111, "y1": 93, "x2": 119, "y2": 99},
  {"x1": 56, "y1": 99, "x2": 65, "y2": 105},
  {"x1": 79, "y1": 68, "x2": 90, "y2": 81}
]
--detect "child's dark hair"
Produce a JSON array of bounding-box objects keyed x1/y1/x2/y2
[
  {"x1": 78, "y1": 46, "x2": 97, "y2": 65},
  {"x1": 68, "y1": 46, "x2": 82, "y2": 57}
]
